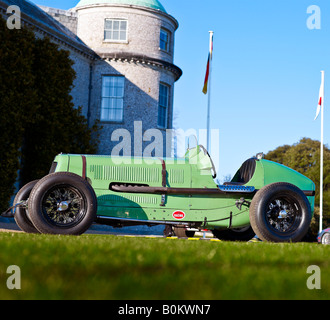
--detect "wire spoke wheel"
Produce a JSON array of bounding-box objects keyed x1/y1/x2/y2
[
  {"x1": 265, "y1": 196, "x2": 301, "y2": 234},
  {"x1": 250, "y1": 183, "x2": 312, "y2": 242},
  {"x1": 42, "y1": 185, "x2": 86, "y2": 228},
  {"x1": 29, "y1": 172, "x2": 97, "y2": 235}
]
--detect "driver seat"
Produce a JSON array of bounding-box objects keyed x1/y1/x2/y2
[{"x1": 224, "y1": 158, "x2": 257, "y2": 186}]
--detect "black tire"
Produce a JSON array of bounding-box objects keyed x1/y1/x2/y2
[
  {"x1": 28, "y1": 172, "x2": 97, "y2": 235},
  {"x1": 14, "y1": 180, "x2": 40, "y2": 234},
  {"x1": 249, "y1": 182, "x2": 312, "y2": 242},
  {"x1": 212, "y1": 226, "x2": 255, "y2": 241},
  {"x1": 173, "y1": 227, "x2": 195, "y2": 238}
]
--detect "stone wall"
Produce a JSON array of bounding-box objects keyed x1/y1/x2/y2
[
  {"x1": 90, "y1": 58, "x2": 175, "y2": 156},
  {"x1": 67, "y1": 51, "x2": 93, "y2": 119},
  {"x1": 38, "y1": 5, "x2": 78, "y2": 35}
]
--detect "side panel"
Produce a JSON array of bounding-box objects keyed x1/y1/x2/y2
[
  {"x1": 85, "y1": 156, "x2": 195, "y2": 220},
  {"x1": 262, "y1": 160, "x2": 315, "y2": 190}
]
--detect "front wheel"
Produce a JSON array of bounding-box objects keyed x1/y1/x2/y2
[
  {"x1": 250, "y1": 183, "x2": 312, "y2": 242},
  {"x1": 28, "y1": 172, "x2": 97, "y2": 235}
]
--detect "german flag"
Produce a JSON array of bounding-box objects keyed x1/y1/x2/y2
[{"x1": 202, "y1": 33, "x2": 213, "y2": 95}]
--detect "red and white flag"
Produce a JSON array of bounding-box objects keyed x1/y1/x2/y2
[{"x1": 315, "y1": 71, "x2": 325, "y2": 120}]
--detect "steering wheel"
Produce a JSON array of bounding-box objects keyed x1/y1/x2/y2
[{"x1": 199, "y1": 145, "x2": 217, "y2": 179}]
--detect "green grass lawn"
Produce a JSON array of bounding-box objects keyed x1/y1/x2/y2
[{"x1": 0, "y1": 232, "x2": 329, "y2": 300}]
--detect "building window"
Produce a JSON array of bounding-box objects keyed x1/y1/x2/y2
[
  {"x1": 104, "y1": 19, "x2": 127, "y2": 41},
  {"x1": 160, "y1": 28, "x2": 170, "y2": 51},
  {"x1": 101, "y1": 76, "x2": 125, "y2": 122},
  {"x1": 158, "y1": 83, "x2": 170, "y2": 128}
]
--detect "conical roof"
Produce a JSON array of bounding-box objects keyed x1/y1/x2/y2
[{"x1": 76, "y1": 0, "x2": 166, "y2": 13}]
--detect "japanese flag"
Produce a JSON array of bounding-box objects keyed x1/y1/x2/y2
[{"x1": 315, "y1": 71, "x2": 325, "y2": 121}]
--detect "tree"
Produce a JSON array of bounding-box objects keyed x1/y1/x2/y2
[
  {"x1": 0, "y1": 17, "x2": 37, "y2": 212},
  {"x1": 0, "y1": 17, "x2": 100, "y2": 212},
  {"x1": 19, "y1": 37, "x2": 100, "y2": 186}
]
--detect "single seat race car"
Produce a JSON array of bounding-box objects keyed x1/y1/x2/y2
[{"x1": 11, "y1": 145, "x2": 315, "y2": 242}]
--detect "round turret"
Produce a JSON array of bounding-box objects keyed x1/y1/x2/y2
[{"x1": 74, "y1": 0, "x2": 181, "y2": 155}]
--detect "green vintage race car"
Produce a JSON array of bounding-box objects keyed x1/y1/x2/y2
[{"x1": 12, "y1": 145, "x2": 315, "y2": 242}]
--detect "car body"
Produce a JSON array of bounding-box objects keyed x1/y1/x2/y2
[
  {"x1": 317, "y1": 228, "x2": 330, "y2": 244},
  {"x1": 13, "y1": 145, "x2": 315, "y2": 242}
]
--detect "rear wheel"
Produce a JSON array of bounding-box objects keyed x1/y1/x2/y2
[
  {"x1": 14, "y1": 180, "x2": 40, "y2": 234},
  {"x1": 250, "y1": 183, "x2": 312, "y2": 242},
  {"x1": 28, "y1": 172, "x2": 97, "y2": 235}
]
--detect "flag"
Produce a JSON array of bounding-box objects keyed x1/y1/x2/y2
[
  {"x1": 315, "y1": 71, "x2": 325, "y2": 120},
  {"x1": 202, "y1": 33, "x2": 213, "y2": 95},
  {"x1": 315, "y1": 71, "x2": 325, "y2": 233}
]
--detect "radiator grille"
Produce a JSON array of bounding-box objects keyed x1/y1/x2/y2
[
  {"x1": 168, "y1": 168, "x2": 185, "y2": 184},
  {"x1": 90, "y1": 165, "x2": 160, "y2": 183}
]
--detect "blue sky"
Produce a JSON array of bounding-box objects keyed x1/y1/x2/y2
[{"x1": 32, "y1": 0, "x2": 330, "y2": 180}]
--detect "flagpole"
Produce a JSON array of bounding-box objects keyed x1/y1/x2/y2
[
  {"x1": 207, "y1": 31, "x2": 214, "y2": 151},
  {"x1": 319, "y1": 70, "x2": 325, "y2": 234}
]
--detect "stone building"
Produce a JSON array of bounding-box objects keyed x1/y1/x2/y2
[{"x1": 1, "y1": 0, "x2": 182, "y2": 157}]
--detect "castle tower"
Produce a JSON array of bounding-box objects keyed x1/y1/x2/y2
[{"x1": 75, "y1": 0, "x2": 182, "y2": 156}]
